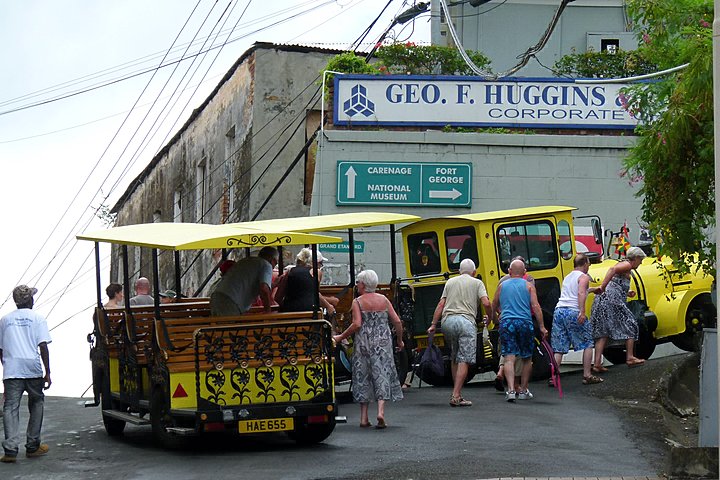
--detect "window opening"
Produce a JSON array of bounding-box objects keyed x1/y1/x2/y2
[
  {"x1": 445, "y1": 227, "x2": 478, "y2": 271},
  {"x1": 496, "y1": 220, "x2": 558, "y2": 273},
  {"x1": 408, "y1": 232, "x2": 441, "y2": 276},
  {"x1": 557, "y1": 220, "x2": 573, "y2": 260}
]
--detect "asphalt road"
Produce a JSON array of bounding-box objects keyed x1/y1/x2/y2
[{"x1": 0, "y1": 359, "x2": 676, "y2": 480}]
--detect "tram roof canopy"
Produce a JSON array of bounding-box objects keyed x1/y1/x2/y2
[
  {"x1": 77, "y1": 222, "x2": 343, "y2": 250},
  {"x1": 447, "y1": 205, "x2": 576, "y2": 222},
  {"x1": 402, "y1": 206, "x2": 578, "y2": 230},
  {"x1": 235, "y1": 212, "x2": 421, "y2": 233}
]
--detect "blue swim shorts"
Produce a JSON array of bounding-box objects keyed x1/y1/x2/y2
[
  {"x1": 551, "y1": 307, "x2": 593, "y2": 354},
  {"x1": 499, "y1": 317, "x2": 534, "y2": 359}
]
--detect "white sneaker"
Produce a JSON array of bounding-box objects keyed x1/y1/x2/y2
[
  {"x1": 505, "y1": 391, "x2": 516, "y2": 402},
  {"x1": 517, "y1": 389, "x2": 534, "y2": 400}
]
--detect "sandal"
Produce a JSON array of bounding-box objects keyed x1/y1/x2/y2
[
  {"x1": 626, "y1": 358, "x2": 645, "y2": 368},
  {"x1": 582, "y1": 375, "x2": 604, "y2": 385},
  {"x1": 360, "y1": 422, "x2": 372, "y2": 428},
  {"x1": 375, "y1": 417, "x2": 387, "y2": 429},
  {"x1": 449, "y1": 396, "x2": 472, "y2": 407},
  {"x1": 591, "y1": 365, "x2": 609, "y2": 374}
]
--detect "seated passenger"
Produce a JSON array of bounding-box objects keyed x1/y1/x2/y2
[
  {"x1": 275, "y1": 248, "x2": 336, "y2": 314},
  {"x1": 104, "y1": 283, "x2": 124, "y2": 308},
  {"x1": 414, "y1": 243, "x2": 440, "y2": 274},
  {"x1": 159, "y1": 289, "x2": 177, "y2": 304},
  {"x1": 458, "y1": 237, "x2": 479, "y2": 266}
]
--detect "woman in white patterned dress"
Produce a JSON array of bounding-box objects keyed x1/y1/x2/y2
[
  {"x1": 591, "y1": 246, "x2": 647, "y2": 369},
  {"x1": 333, "y1": 270, "x2": 404, "y2": 429}
]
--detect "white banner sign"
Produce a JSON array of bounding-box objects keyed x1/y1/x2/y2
[{"x1": 333, "y1": 75, "x2": 636, "y2": 129}]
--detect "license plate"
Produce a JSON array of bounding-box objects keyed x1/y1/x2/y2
[
  {"x1": 239, "y1": 417, "x2": 294, "y2": 433},
  {"x1": 416, "y1": 336, "x2": 444, "y2": 349}
]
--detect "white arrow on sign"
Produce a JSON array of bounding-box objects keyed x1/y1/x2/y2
[
  {"x1": 429, "y1": 188, "x2": 462, "y2": 200},
  {"x1": 345, "y1": 166, "x2": 357, "y2": 199}
]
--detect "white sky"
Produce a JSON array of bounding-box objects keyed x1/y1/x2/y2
[{"x1": 0, "y1": 0, "x2": 430, "y2": 397}]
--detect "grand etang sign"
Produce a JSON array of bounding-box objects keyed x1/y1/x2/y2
[
  {"x1": 337, "y1": 161, "x2": 472, "y2": 207},
  {"x1": 334, "y1": 75, "x2": 636, "y2": 129}
]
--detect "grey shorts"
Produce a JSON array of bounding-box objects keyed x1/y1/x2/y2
[{"x1": 442, "y1": 315, "x2": 477, "y2": 364}]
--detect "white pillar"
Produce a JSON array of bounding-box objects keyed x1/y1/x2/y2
[{"x1": 713, "y1": 0, "x2": 720, "y2": 464}]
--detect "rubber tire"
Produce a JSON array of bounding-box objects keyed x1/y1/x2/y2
[
  {"x1": 287, "y1": 420, "x2": 336, "y2": 445},
  {"x1": 602, "y1": 332, "x2": 656, "y2": 365},
  {"x1": 672, "y1": 294, "x2": 717, "y2": 352},
  {"x1": 151, "y1": 388, "x2": 187, "y2": 449},
  {"x1": 100, "y1": 369, "x2": 126, "y2": 437},
  {"x1": 602, "y1": 348, "x2": 626, "y2": 365}
]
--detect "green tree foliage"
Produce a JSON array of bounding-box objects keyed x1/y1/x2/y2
[
  {"x1": 321, "y1": 44, "x2": 491, "y2": 99},
  {"x1": 553, "y1": 49, "x2": 656, "y2": 78},
  {"x1": 621, "y1": 0, "x2": 714, "y2": 275},
  {"x1": 373, "y1": 43, "x2": 491, "y2": 76},
  {"x1": 322, "y1": 52, "x2": 378, "y2": 98}
]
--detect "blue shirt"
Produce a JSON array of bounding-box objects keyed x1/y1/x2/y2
[{"x1": 499, "y1": 277, "x2": 532, "y2": 323}]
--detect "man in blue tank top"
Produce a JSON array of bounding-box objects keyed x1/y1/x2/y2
[{"x1": 491, "y1": 259, "x2": 547, "y2": 402}]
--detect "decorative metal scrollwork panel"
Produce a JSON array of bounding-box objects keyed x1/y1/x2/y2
[{"x1": 195, "y1": 322, "x2": 331, "y2": 406}]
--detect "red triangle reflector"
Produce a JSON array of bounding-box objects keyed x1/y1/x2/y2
[{"x1": 172, "y1": 384, "x2": 188, "y2": 398}]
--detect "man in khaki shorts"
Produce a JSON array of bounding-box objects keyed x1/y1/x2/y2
[{"x1": 428, "y1": 259, "x2": 491, "y2": 407}]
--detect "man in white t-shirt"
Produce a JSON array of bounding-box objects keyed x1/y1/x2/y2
[
  {"x1": 0, "y1": 285, "x2": 52, "y2": 463},
  {"x1": 427, "y1": 259, "x2": 491, "y2": 407}
]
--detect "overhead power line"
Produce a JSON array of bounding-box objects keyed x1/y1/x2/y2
[
  {"x1": 0, "y1": 0, "x2": 337, "y2": 117},
  {"x1": 439, "y1": 0, "x2": 575, "y2": 80}
]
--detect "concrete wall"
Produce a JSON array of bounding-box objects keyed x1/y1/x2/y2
[
  {"x1": 432, "y1": 0, "x2": 632, "y2": 77},
  {"x1": 313, "y1": 129, "x2": 641, "y2": 281}
]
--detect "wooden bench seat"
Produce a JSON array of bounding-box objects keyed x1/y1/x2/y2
[
  {"x1": 321, "y1": 283, "x2": 395, "y2": 331},
  {"x1": 156, "y1": 311, "x2": 327, "y2": 373},
  {"x1": 97, "y1": 301, "x2": 212, "y2": 364}
]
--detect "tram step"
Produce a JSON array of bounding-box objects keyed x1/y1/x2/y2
[
  {"x1": 102, "y1": 409, "x2": 151, "y2": 426},
  {"x1": 165, "y1": 427, "x2": 196, "y2": 436}
]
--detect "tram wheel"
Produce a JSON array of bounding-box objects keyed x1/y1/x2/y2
[
  {"x1": 100, "y1": 371, "x2": 125, "y2": 436},
  {"x1": 287, "y1": 419, "x2": 336, "y2": 445},
  {"x1": 151, "y1": 388, "x2": 187, "y2": 449},
  {"x1": 672, "y1": 294, "x2": 716, "y2": 352}
]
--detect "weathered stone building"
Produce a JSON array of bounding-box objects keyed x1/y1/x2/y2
[{"x1": 110, "y1": 43, "x2": 343, "y2": 294}]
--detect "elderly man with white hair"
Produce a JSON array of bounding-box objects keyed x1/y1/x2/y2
[
  {"x1": 491, "y1": 259, "x2": 547, "y2": 402},
  {"x1": 428, "y1": 258, "x2": 491, "y2": 407}
]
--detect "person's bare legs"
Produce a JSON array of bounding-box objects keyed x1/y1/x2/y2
[
  {"x1": 503, "y1": 355, "x2": 517, "y2": 392},
  {"x1": 625, "y1": 338, "x2": 645, "y2": 364},
  {"x1": 554, "y1": 352, "x2": 563, "y2": 369},
  {"x1": 377, "y1": 399, "x2": 386, "y2": 424},
  {"x1": 519, "y1": 356, "x2": 532, "y2": 393},
  {"x1": 452, "y1": 362, "x2": 469, "y2": 399},
  {"x1": 359, "y1": 402, "x2": 369, "y2": 426},
  {"x1": 593, "y1": 337, "x2": 608, "y2": 367},
  {"x1": 582, "y1": 347, "x2": 594, "y2": 378},
  {"x1": 496, "y1": 355, "x2": 505, "y2": 380}
]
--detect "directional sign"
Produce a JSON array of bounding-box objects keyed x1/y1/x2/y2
[
  {"x1": 337, "y1": 161, "x2": 472, "y2": 207},
  {"x1": 319, "y1": 241, "x2": 365, "y2": 253}
]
